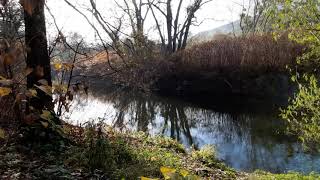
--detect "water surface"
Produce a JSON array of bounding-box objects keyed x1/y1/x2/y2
[{"x1": 61, "y1": 85, "x2": 320, "y2": 174}]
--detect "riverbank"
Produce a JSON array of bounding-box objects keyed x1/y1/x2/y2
[
  {"x1": 0, "y1": 123, "x2": 243, "y2": 179},
  {"x1": 84, "y1": 34, "x2": 304, "y2": 106},
  {"x1": 1, "y1": 122, "x2": 319, "y2": 179}
]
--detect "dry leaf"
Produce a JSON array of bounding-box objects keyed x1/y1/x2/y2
[{"x1": 0, "y1": 87, "x2": 11, "y2": 97}]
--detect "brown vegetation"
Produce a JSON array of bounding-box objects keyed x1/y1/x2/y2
[{"x1": 174, "y1": 34, "x2": 304, "y2": 74}]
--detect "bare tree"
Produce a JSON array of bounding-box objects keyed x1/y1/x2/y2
[
  {"x1": 115, "y1": 0, "x2": 151, "y2": 57},
  {"x1": 148, "y1": 0, "x2": 212, "y2": 54},
  {"x1": 0, "y1": 0, "x2": 23, "y2": 42},
  {"x1": 239, "y1": 0, "x2": 273, "y2": 36}
]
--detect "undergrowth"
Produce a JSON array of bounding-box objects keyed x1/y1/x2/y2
[{"x1": 64, "y1": 122, "x2": 238, "y2": 179}]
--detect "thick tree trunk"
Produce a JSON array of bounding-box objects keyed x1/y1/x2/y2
[{"x1": 24, "y1": 0, "x2": 53, "y2": 111}]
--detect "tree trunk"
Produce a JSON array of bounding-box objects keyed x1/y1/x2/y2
[{"x1": 24, "y1": 0, "x2": 53, "y2": 111}]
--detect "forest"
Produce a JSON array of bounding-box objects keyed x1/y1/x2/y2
[{"x1": 0, "y1": 0, "x2": 320, "y2": 179}]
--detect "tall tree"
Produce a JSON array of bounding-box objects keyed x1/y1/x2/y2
[{"x1": 21, "y1": 0, "x2": 53, "y2": 111}]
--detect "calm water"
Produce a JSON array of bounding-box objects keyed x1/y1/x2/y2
[{"x1": 61, "y1": 85, "x2": 320, "y2": 174}]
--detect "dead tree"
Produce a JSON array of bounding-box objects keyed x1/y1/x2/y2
[{"x1": 115, "y1": 0, "x2": 151, "y2": 57}]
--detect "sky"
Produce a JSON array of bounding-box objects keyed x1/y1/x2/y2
[{"x1": 45, "y1": 0, "x2": 248, "y2": 43}]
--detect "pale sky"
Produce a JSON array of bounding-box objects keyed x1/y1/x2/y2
[{"x1": 45, "y1": 0, "x2": 248, "y2": 43}]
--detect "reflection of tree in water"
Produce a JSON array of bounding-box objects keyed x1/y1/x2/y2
[
  {"x1": 69, "y1": 84, "x2": 320, "y2": 173},
  {"x1": 88, "y1": 85, "x2": 273, "y2": 148},
  {"x1": 88, "y1": 86, "x2": 196, "y2": 144}
]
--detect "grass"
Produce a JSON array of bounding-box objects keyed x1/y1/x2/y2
[
  {"x1": 250, "y1": 170, "x2": 320, "y2": 180},
  {"x1": 1, "y1": 121, "x2": 320, "y2": 179},
  {"x1": 63, "y1": 122, "x2": 240, "y2": 179}
]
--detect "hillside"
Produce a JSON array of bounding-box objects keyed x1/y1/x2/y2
[{"x1": 190, "y1": 21, "x2": 241, "y2": 43}]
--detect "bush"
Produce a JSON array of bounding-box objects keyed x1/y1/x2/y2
[{"x1": 281, "y1": 75, "x2": 320, "y2": 152}]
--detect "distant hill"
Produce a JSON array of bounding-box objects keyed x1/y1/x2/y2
[{"x1": 190, "y1": 21, "x2": 241, "y2": 43}]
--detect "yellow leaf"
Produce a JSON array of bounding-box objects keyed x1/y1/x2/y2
[
  {"x1": 40, "y1": 110, "x2": 52, "y2": 121},
  {"x1": 0, "y1": 75, "x2": 5, "y2": 80},
  {"x1": 160, "y1": 167, "x2": 176, "y2": 179},
  {"x1": 40, "y1": 121, "x2": 49, "y2": 128},
  {"x1": 0, "y1": 128, "x2": 5, "y2": 139},
  {"x1": 0, "y1": 87, "x2": 12, "y2": 97},
  {"x1": 180, "y1": 170, "x2": 189, "y2": 177},
  {"x1": 53, "y1": 63, "x2": 63, "y2": 71}
]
